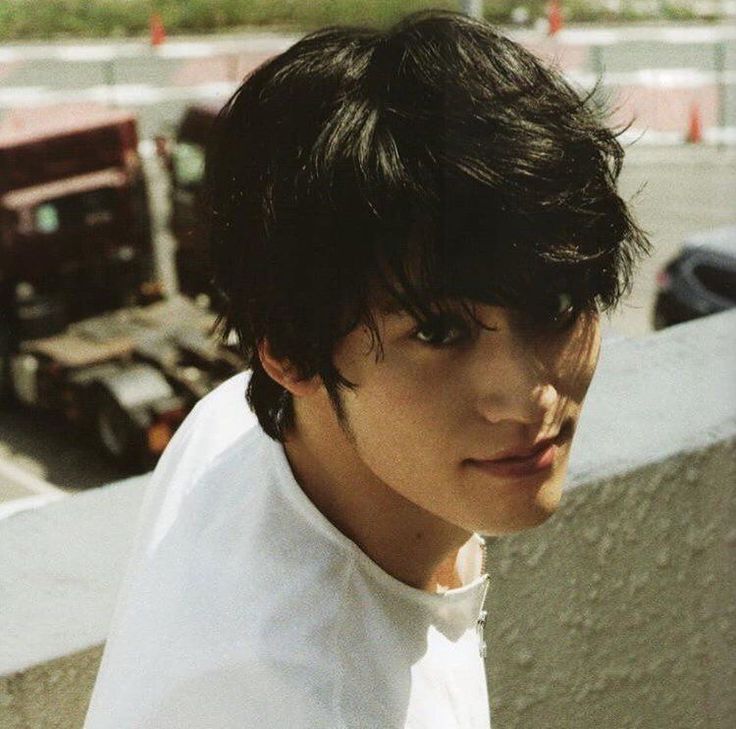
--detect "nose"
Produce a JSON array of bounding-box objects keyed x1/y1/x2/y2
[{"x1": 473, "y1": 334, "x2": 561, "y2": 428}]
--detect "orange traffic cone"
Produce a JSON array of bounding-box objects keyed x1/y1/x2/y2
[
  {"x1": 150, "y1": 13, "x2": 167, "y2": 47},
  {"x1": 686, "y1": 102, "x2": 703, "y2": 144},
  {"x1": 548, "y1": 0, "x2": 563, "y2": 36}
]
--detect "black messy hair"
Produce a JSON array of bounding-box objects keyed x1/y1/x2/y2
[{"x1": 205, "y1": 10, "x2": 649, "y2": 440}]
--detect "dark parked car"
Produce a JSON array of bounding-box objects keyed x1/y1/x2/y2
[{"x1": 653, "y1": 225, "x2": 736, "y2": 329}]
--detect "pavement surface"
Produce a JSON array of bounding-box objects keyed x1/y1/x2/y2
[
  {"x1": 612, "y1": 143, "x2": 736, "y2": 336},
  {"x1": 1, "y1": 23, "x2": 735, "y2": 142},
  {"x1": 0, "y1": 24, "x2": 734, "y2": 497}
]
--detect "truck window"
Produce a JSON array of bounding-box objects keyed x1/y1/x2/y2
[
  {"x1": 172, "y1": 142, "x2": 205, "y2": 188},
  {"x1": 31, "y1": 188, "x2": 116, "y2": 234},
  {"x1": 35, "y1": 203, "x2": 60, "y2": 234}
]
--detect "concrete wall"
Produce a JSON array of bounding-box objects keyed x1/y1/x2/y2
[
  {"x1": 0, "y1": 477, "x2": 146, "y2": 729},
  {"x1": 0, "y1": 457, "x2": 63, "y2": 511},
  {"x1": 0, "y1": 309, "x2": 734, "y2": 728},
  {"x1": 0, "y1": 647, "x2": 103, "y2": 729},
  {"x1": 485, "y1": 441, "x2": 735, "y2": 729},
  {"x1": 485, "y1": 309, "x2": 736, "y2": 729}
]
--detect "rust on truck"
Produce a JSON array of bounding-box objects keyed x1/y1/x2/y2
[
  {"x1": 20, "y1": 332, "x2": 135, "y2": 369},
  {"x1": 0, "y1": 105, "x2": 139, "y2": 193}
]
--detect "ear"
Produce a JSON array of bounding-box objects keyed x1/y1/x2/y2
[{"x1": 257, "y1": 339, "x2": 321, "y2": 397}]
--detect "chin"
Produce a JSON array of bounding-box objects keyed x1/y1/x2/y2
[{"x1": 474, "y1": 478, "x2": 563, "y2": 536}]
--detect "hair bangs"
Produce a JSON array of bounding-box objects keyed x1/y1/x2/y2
[{"x1": 346, "y1": 159, "x2": 635, "y2": 343}]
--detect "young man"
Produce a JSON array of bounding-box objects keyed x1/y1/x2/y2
[{"x1": 84, "y1": 10, "x2": 647, "y2": 728}]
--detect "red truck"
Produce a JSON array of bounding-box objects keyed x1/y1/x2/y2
[
  {"x1": 0, "y1": 105, "x2": 154, "y2": 324},
  {"x1": 0, "y1": 105, "x2": 243, "y2": 471}
]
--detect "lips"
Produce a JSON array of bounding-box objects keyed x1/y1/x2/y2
[{"x1": 467, "y1": 434, "x2": 563, "y2": 479}]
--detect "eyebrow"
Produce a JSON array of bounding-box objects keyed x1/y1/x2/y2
[
  {"x1": 377, "y1": 300, "x2": 411, "y2": 316},
  {"x1": 378, "y1": 299, "x2": 479, "y2": 322},
  {"x1": 371, "y1": 284, "x2": 497, "y2": 320}
]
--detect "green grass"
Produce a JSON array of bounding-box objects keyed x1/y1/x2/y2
[
  {"x1": 0, "y1": 0, "x2": 711, "y2": 40},
  {"x1": 0, "y1": 0, "x2": 459, "y2": 39}
]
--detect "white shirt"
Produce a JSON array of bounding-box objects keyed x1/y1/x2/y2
[{"x1": 84, "y1": 373, "x2": 492, "y2": 728}]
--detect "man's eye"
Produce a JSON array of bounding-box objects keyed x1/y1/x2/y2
[{"x1": 413, "y1": 317, "x2": 469, "y2": 347}]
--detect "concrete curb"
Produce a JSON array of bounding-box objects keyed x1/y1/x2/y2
[{"x1": 0, "y1": 457, "x2": 65, "y2": 513}]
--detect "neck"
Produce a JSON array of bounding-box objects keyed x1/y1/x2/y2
[{"x1": 283, "y1": 398, "x2": 473, "y2": 593}]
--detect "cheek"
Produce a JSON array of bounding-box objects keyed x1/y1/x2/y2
[
  {"x1": 556, "y1": 315, "x2": 601, "y2": 401},
  {"x1": 338, "y1": 334, "x2": 464, "y2": 423},
  {"x1": 339, "y1": 356, "x2": 467, "y2": 472},
  {"x1": 348, "y1": 365, "x2": 444, "y2": 433}
]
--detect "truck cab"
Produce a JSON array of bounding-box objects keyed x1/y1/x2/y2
[
  {"x1": 0, "y1": 105, "x2": 154, "y2": 329},
  {"x1": 159, "y1": 102, "x2": 220, "y2": 297}
]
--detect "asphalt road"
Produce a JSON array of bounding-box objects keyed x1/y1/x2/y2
[
  {"x1": 1, "y1": 24, "x2": 735, "y2": 139},
  {"x1": 610, "y1": 144, "x2": 736, "y2": 336}
]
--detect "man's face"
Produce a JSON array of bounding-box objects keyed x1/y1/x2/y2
[{"x1": 327, "y1": 301, "x2": 601, "y2": 535}]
